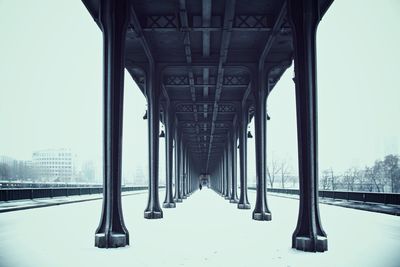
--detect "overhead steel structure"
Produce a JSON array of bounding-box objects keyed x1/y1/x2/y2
[{"x1": 82, "y1": 0, "x2": 333, "y2": 252}]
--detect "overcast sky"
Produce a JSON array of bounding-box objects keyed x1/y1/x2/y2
[{"x1": 0, "y1": 0, "x2": 399, "y2": 182}]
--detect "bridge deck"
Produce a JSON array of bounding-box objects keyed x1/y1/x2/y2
[{"x1": 0, "y1": 189, "x2": 399, "y2": 267}]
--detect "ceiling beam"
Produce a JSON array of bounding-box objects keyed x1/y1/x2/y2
[
  {"x1": 241, "y1": 81, "x2": 252, "y2": 108},
  {"x1": 140, "y1": 13, "x2": 291, "y2": 32},
  {"x1": 205, "y1": 0, "x2": 236, "y2": 172},
  {"x1": 258, "y1": 2, "x2": 287, "y2": 75},
  {"x1": 202, "y1": 0, "x2": 211, "y2": 118},
  {"x1": 142, "y1": 27, "x2": 288, "y2": 32},
  {"x1": 129, "y1": 5, "x2": 155, "y2": 69},
  {"x1": 161, "y1": 84, "x2": 170, "y2": 104},
  {"x1": 179, "y1": 0, "x2": 198, "y2": 129},
  {"x1": 164, "y1": 74, "x2": 249, "y2": 87},
  {"x1": 202, "y1": 0, "x2": 212, "y2": 57}
]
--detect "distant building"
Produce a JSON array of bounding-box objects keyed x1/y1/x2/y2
[
  {"x1": 0, "y1": 156, "x2": 15, "y2": 179},
  {"x1": 134, "y1": 166, "x2": 146, "y2": 186},
  {"x1": 0, "y1": 156, "x2": 35, "y2": 180},
  {"x1": 32, "y1": 148, "x2": 75, "y2": 182},
  {"x1": 79, "y1": 160, "x2": 95, "y2": 182},
  {"x1": 0, "y1": 155, "x2": 15, "y2": 167}
]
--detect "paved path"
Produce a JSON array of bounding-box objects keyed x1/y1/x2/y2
[{"x1": 0, "y1": 188, "x2": 399, "y2": 267}]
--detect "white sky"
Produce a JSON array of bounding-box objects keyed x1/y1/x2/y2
[{"x1": 0, "y1": 0, "x2": 399, "y2": 181}]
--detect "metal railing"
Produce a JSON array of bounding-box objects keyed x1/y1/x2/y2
[
  {"x1": 0, "y1": 186, "x2": 150, "y2": 202},
  {"x1": 0, "y1": 181, "x2": 103, "y2": 188},
  {"x1": 248, "y1": 187, "x2": 400, "y2": 205}
]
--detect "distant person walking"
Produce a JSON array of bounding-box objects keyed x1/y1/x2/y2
[{"x1": 199, "y1": 183, "x2": 202, "y2": 190}]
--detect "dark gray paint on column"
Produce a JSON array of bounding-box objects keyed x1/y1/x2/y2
[
  {"x1": 143, "y1": 67, "x2": 163, "y2": 219},
  {"x1": 179, "y1": 138, "x2": 184, "y2": 199},
  {"x1": 222, "y1": 153, "x2": 226, "y2": 197},
  {"x1": 229, "y1": 126, "x2": 239, "y2": 203},
  {"x1": 224, "y1": 145, "x2": 231, "y2": 200},
  {"x1": 163, "y1": 105, "x2": 176, "y2": 208},
  {"x1": 238, "y1": 105, "x2": 251, "y2": 209},
  {"x1": 288, "y1": 0, "x2": 328, "y2": 252},
  {"x1": 252, "y1": 73, "x2": 272, "y2": 221},
  {"x1": 95, "y1": 0, "x2": 129, "y2": 248},
  {"x1": 182, "y1": 147, "x2": 187, "y2": 199},
  {"x1": 174, "y1": 129, "x2": 183, "y2": 202}
]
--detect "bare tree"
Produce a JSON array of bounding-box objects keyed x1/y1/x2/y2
[
  {"x1": 329, "y1": 168, "x2": 337, "y2": 191},
  {"x1": 321, "y1": 169, "x2": 330, "y2": 190},
  {"x1": 342, "y1": 167, "x2": 360, "y2": 191},
  {"x1": 267, "y1": 158, "x2": 281, "y2": 188},
  {"x1": 364, "y1": 161, "x2": 385, "y2": 192},
  {"x1": 382, "y1": 154, "x2": 400, "y2": 193},
  {"x1": 280, "y1": 161, "x2": 291, "y2": 189},
  {"x1": 289, "y1": 175, "x2": 298, "y2": 188}
]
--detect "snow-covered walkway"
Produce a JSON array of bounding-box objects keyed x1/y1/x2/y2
[{"x1": 0, "y1": 188, "x2": 399, "y2": 267}]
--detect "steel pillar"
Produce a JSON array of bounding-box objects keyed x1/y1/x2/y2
[
  {"x1": 163, "y1": 105, "x2": 176, "y2": 208},
  {"x1": 288, "y1": 0, "x2": 328, "y2": 252},
  {"x1": 222, "y1": 151, "x2": 226, "y2": 197},
  {"x1": 219, "y1": 164, "x2": 223, "y2": 194},
  {"x1": 229, "y1": 127, "x2": 239, "y2": 203},
  {"x1": 238, "y1": 105, "x2": 251, "y2": 209},
  {"x1": 179, "y1": 139, "x2": 184, "y2": 199},
  {"x1": 188, "y1": 160, "x2": 192, "y2": 194},
  {"x1": 95, "y1": 0, "x2": 129, "y2": 248},
  {"x1": 187, "y1": 160, "x2": 190, "y2": 195},
  {"x1": 182, "y1": 147, "x2": 187, "y2": 199},
  {"x1": 252, "y1": 74, "x2": 272, "y2": 221},
  {"x1": 191, "y1": 167, "x2": 195, "y2": 193},
  {"x1": 185, "y1": 149, "x2": 189, "y2": 195},
  {"x1": 174, "y1": 130, "x2": 183, "y2": 202},
  {"x1": 224, "y1": 145, "x2": 231, "y2": 200},
  {"x1": 144, "y1": 68, "x2": 163, "y2": 219}
]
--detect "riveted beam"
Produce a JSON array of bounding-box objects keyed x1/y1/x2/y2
[
  {"x1": 205, "y1": 0, "x2": 236, "y2": 172},
  {"x1": 129, "y1": 5, "x2": 155, "y2": 72},
  {"x1": 202, "y1": 0, "x2": 211, "y2": 118},
  {"x1": 164, "y1": 75, "x2": 249, "y2": 87},
  {"x1": 258, "y1": 2, "x2": 287, "y2": 81},
  {"x1": 179, "y1": 0, "x2": 198, "y2": 126}
]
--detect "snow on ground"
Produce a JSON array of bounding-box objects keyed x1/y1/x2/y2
[{"x1": 0, "y1": 188, "x2": 399, "y2": 267}]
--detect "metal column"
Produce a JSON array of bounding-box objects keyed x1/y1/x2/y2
[
  {"x1": 144, "y1": 67, "x2": 163, "y2": 219},
  {"x1": 174, "y1": 129, "x2": 183, "y2": 202},
  {"x1": 229, "y1": 126, "x2": 239, "y2": 203},
  {"x1": 252, "y1": 73, "x2": 272, "y2": 221},
  {"x1": 95, "y1": 0, "x2": 129, "y2": 248},
  {"x1": 238, "y1": 105, "x2": 251, "y2": 209},
  {"x1": 163, "y1": 105, "x2": 176, "y2": 208},
  {"x1": 288, "y1": 0, "x2": 328, "y2": 252}
]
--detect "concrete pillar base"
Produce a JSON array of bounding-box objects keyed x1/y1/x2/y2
[
  {"x1": 252, "y1": 211, "x2": 272, "y2": 221},
  {"x1": 144, "y1": 210, "x2": 163, "y2": 219},
  {"x1": 229, "y1": 198, "x2": 239, "y2": 203},
  {"x1": 95, "y1": 232, "x2": 129, "y2": 248},
  {"x1": 162, "y1": 202, "x2": 176, "y2": 208},
  {"x1": 292, "y1": 236, "x2": 328, "y2": 252},
  {"x1": 237, "y1": 203, "x2": 251, "y2": 209}
]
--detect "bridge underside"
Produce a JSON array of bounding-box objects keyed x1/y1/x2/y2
[{"x1": 81, "y1": 0, "x2": 334, "y2": 252}]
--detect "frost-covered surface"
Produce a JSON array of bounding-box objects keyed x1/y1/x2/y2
[
  {"x1": 0, "y1": 188, "x2": 399, "y2": 267},
  {"x1": 0, "y1": 191, "x2": 145, "y2": 212}
]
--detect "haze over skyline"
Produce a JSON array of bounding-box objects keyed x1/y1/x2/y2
[{"x1": 0, "y1": 0, "x2": 399, "y2": 181}]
